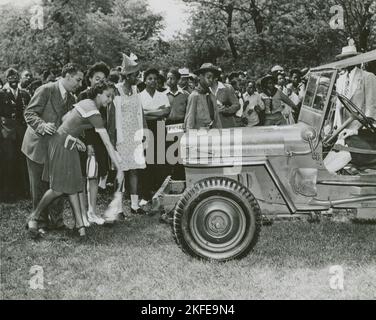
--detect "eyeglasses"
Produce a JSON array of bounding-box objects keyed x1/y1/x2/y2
[{"x1": 7, "y1": 76, "x2": 19, "y2": 81}]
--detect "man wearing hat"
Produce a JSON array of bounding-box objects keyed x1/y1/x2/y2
[
  {"x1": 178, "y1": 68, "x2": 190, "y2": 92},
  {"x1": 271, "y1": 65, "x2": 285, "y2": 78},
  {"x1": 195, "y1": 63, "x2": 240, "y2": 128},
  {"x1": 0, "y1": 68, "x2": 31, "y2": 202},
  {"x1": 324, "y1": 39, "x2": 376, "y2": 173}
]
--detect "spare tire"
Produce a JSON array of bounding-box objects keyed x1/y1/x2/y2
[{"x1": 173, "y1": 177, "x2": 261, "y2": 261}]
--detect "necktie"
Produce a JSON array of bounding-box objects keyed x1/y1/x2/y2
[
  {"x1": 206, "y1": 94, "x2": 215, "y2": 122},
  {"x1": 341, "y1": 73, "x2": 351, "y2": 121},
  {"x1": 63, "y1": 92, "x2": 70, "y2": 112},
  {"x1": 343, "y1": 73, "x2": 350, "y2": 97}
]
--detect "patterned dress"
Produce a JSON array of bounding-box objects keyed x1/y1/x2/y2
[{"x1": 113, "y1": 84, "x2": 146, "y2": 171}]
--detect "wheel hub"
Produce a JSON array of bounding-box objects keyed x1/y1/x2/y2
[
  {"x1": 190, "y1": 196, "x2": 247, "y2": 252},
  {"x1": 208, "y1": 212, "x2": 229, "y2": 234}
]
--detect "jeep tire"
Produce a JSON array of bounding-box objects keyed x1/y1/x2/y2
[{"x1": 173, "y1": 177, "x2": 261, "y2": 261}]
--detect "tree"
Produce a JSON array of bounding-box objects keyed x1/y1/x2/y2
[
  {"x1": 183, "y1": 0, "x2": 266, "y2": 61},
  {"x1": 0, "y1": 0, "x2": 164, "y2": 75},
  {"x1": 333, "y1": 0, "x2": 376, "y2": 52},
  {"x1": 86, "y1": 0, "x2": 164, "y2": 67},
  {"x1": 177, "y1": 0, "x2": 376, "y2": 75}
]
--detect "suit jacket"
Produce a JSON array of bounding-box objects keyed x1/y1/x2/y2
[
  {"x1": 212, "y1": 82, "x2": 240, "y2": 128},
  {"x1": 0, "y1": 87, "x2": 31, "y2": 141},
  {"x1": 21, "y1": 81, "x2": 76, "y2": 164},
  {"x1": 334, "y1": 67, "x2": 376, "y2": 128}
]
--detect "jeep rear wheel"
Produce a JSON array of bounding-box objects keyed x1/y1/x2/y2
[{"x1": 173, "y1": 177, "x2": 261, "y2": 261}]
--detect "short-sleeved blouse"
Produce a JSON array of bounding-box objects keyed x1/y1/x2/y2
[
  {"x1": 59, "y1": 99, "x2": 105, "y2": 137},
  {"x1": 139, "y1": 89, "x2": 170, "y2": 112}
]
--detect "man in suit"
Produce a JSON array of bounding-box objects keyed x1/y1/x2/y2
[
  {"x1": 195, "y1": 63, "x2": 240, "y2": 128},
  {"x1": 22, "y1": 63, "x2": 84, "y2": 230},
  {"x1": 324, "y1": 40, "x2": 376, "y2": 173},
  {"x1": 0, "y1": 68, "x2": 31, "y2": 202}
]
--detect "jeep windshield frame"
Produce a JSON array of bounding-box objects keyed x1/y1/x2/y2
[{"x1": 298, "y1": 69, "x2": 337, "y2": 134}]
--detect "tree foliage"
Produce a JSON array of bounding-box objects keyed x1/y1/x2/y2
[
  {"x1": 0, "y1": 0, "x2": 375, "y2": 79},
  {"x1": 0, "y1": 0, "x2": 164, "y2": 75},
  {"x1": 180, "y1": 0, "x2": 376, "y2": 75}
]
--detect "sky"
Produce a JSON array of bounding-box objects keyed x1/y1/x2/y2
[{"x1": 0, "y1": 0, "x2": 190, "y2": 39}]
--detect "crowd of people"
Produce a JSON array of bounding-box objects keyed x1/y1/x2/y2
[{"x1": 0, "y1": 54, "x2": 308, "y2": 240}]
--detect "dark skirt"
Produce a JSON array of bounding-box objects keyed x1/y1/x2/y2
[
  {"x1": 345, "y1": 130, "x2": 376, "y2": 168},
  {"x1": 42, "y1": 132, "x2": 84, "y2": 194}
]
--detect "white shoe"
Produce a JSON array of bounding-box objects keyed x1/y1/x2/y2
[
  {"x1": 88, "y1": 211, "x2": 105, "y2": 225},
  {"x1": 139, "y1": 199, "x2": 149, "y2": 207}
]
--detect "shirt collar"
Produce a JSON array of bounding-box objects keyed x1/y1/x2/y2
[
  {"x1": 210, "y1": 81, "x2": 226, "y2": 96},
  {"x1": 4, "y1": 83, "x2": 19, "y2": 97},
  {"x1": 165, "y1": 87, "x2": 185, "y2": 96},
  {"x1": 217, "y1": 81, "x2": 226, "y2": 89},
  {"x1": 244, "y1": 92, "x2": 256, "y2": 98},
  {"x1": 347, "y1": 67, "x2": 358, "y2": 82},
  {"x1": 58, "y1": 79, "x2": 67, "y2": 99}
]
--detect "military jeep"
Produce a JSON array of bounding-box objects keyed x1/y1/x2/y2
[{"x1": 153, "y1": 50, "x2": 376, "y2": 262}]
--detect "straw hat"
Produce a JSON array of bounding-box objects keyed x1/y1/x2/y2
[
  {"x1": 179, "y1": 67, "x2": 190, "y2": 78},
  {"x1": 194, "y1": 63, "x2": 221, "y2": 77},
  {"x1": 336, "y1": 38, "x2": 360, "y2": 60},
  {"x1": 121, "y1": 53, "x2": 140, "y2": 75}
]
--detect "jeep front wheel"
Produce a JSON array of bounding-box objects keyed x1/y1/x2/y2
[{"x1": 173, "y1": 177, "x2": 261, "y2": 261}]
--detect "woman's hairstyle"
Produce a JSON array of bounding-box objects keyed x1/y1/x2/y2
[
  {"x1": 87, "y1": 62, "x2": 110, "y2": 80},
  {"x1": 260, "y1": 75, "x2": 276, "y2": 92},
  {"x1": 108, "y1": 68, "x2": 120, "y2": 84},
  {"x1": 87, "y1": 80, "x2": 115, "y2": 99},
  {"x1": 168, "y1": 68, "x2": 181, "y2": 81},
  {"x1": 143, "y1": 68, "x2": 159, "y2": 82}
]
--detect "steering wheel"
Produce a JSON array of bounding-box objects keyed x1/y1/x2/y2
[
  {"x1": 323, "y1": 93, "x2": 376, "y2": 146},
  {"x1": 337, "y1": 94, "x2": 376, "y2": 133}
]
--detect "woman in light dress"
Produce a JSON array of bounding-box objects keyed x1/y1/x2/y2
[{"x1": 111, "y1": 54, "x2": 147, "y2": 216}]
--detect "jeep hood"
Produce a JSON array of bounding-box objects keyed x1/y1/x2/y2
[{"x1": 181, "y1": 123, "x2": 313, "y2": 164}]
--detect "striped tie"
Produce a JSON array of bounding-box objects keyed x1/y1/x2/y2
[
  {"x1": 341, "y1": 72, "x2": 351, "y2": 121},
  {"x1": 343, "y1": 73, "x2": 350, "y2": 97}
]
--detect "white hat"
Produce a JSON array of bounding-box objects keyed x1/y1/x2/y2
[
  {"x1": 336, "y1": 38, "x2": 360, "y2": 60},
  {"x1": 179, "y1": 68, "x2": 190, "y2": 78},
  {"x1": 121, "y1": 53, "x2": 140, "y2": 75},
  {"x1": 271, "y1": 65, "x2": 284, "y2": 73}
]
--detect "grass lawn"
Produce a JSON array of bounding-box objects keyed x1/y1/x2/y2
[{"x1": 1, "y1": 194, "x2": 375, "y2": 300}]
